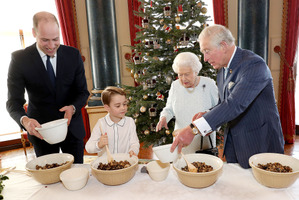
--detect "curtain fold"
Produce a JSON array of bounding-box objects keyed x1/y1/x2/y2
[
  {"x1": 127, "y1": 0, "x2": 142, "y2": 46},
  {"x1": 55, "y1": 0, "x2": 90, "y2": 141},
  {"x1": 278, "y1": 0, "x2": 299, "y2": 144},
  {"x1": 212, "y1": 0, "x2": 228, "y2": 27}
]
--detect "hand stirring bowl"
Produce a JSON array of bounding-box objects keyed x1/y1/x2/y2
[{"x1": 99, "y1": 123, "x2": 114, "y2": 163}]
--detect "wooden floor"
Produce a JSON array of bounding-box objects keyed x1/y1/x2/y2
[{"x1": 0, "y1": 135, "x2": 298, "y2": 169}]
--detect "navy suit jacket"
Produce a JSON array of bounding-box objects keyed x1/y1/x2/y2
[
  {"x1": 203, "y1": 47, "x2": 284, "y2": 168},
  {"x1": 7, "y1": 43, "x2": 90, "y2": 141}
]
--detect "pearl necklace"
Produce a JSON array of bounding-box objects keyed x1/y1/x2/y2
[{"x1": 186, "y1": 76, "x2": 199, "y2": 94}]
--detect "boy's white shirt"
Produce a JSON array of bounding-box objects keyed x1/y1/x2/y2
[{"x1": 85, "y1": 113, "x2": 140, "y2": 155}]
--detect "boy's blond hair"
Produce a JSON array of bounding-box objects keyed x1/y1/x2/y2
[{"x1": 101, "y1": 86, "x2": 126, "y2": 105}]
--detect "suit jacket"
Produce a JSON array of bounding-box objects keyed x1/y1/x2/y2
[
  {"x1": 7, "y1": 43, "x2": 90, "y2": 141},
  {"x1": 203, "y1": 47, "x2": 284, "y2": 168}
]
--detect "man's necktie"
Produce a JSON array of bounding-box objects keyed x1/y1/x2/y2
[
  {"x1": 46, "y1": 55, "x2": 56, "y2": 88},
  {"x1": 224, "y1": 67, "x2": 229, "y2": 80}
]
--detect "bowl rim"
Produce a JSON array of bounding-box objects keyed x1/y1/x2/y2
[
  {"x1": 173, "y1": 153, "x2": 224, "y2": 175},
  {"x1": 249, "y1": 153, "x2": 299, "y2": 175},
  {"x1": 25, "y1": 153, "x2": 74, "y2": 171},
  {"x1": 35, "y1": 118, "x2": 68, "y2": 131},
  {"x1": 60, "y1": 167, "x2": 89, "y2": 182},
  {"x1": 146, "y1": 160, "x2": 170, "y2": 172},
  {"x1": 90, "y1": 154, "x2": 138, "y2": 173},
  {"x1": 152, "y1": 144, "x2": 173, "y2": 151}
]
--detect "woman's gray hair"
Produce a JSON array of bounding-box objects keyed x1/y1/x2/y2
[
  {"x1": 197, "y1": 24, "x2": 235, "y2": 48},
  {"x1": 172, "y1": 52, "x2": 202, "y2": 74}
]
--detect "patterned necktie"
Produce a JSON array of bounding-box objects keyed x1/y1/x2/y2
[{"x1": 46, "y1": 55, "x2": 55, "y2": 88}]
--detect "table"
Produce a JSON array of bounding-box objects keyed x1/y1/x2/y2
[{"x1": 2, "y1": 163, "x2": 299, "y2": 200}]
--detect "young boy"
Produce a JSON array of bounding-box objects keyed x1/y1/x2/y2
[{"x1": 85, "y1": 86, "x2": 140, "y2": 157}]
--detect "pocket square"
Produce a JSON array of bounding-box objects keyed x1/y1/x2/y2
[{"x1": 228, "y1": 81, "x2": 235, "y2": 90}]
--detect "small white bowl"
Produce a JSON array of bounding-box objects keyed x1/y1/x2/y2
[
  {"x1": 35, "y1": 118, "x2": 68, "y2": 144},
  {"x1": 153, "y1": 144, "x2": 179, "y2": 163},
  {"x1": 60, "y1": 167, "x2": 89, "y2": 190},
  {"x1": 147, "y1": 160, "x2": 170, "y2": 182}
]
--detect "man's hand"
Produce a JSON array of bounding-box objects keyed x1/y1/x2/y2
[
  {"x1": 156, "y1": 117, "x2": 168, "y2": 132},
  {"x1": 59, "y1": 105, "x2": 74, "y2": 125},
  {"x1": 170, "y1": 126, "x2": 195, "y2": 153},
  {"x1": 22, "y1": 116, "x2": 43, "y2": 140},
  {"x1": 192, "y1": 111, "x2": 207, "y2": 121}
]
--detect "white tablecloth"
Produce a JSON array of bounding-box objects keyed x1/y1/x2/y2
[{"x1": 3, "y1": 163, "x2": 299, "y2": 200}]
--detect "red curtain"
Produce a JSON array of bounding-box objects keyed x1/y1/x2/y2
[
  {"x1": 127, "y1": 0, "x2": 142, "y2": 46},
  {"x1": 55, "y1": 0, "x2": 91, "y2": 141},
  {"x1": 278, "y1": 0, "x2": 299, "y2": 144},
  {"x1": 212, "y1": 0, "x2": 228, "y2": 27}
]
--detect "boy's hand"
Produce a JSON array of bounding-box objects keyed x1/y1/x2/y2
[
  {"x1": 98, "y1": 133, "x2": 108, "y2": 148},
  {"x1": 129, "y1": 150, "x2": 137, "y2": 157}
]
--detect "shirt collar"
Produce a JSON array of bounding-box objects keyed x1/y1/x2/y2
[
  {"x1": 36, "y1": 43, "x2": 57, "y2": 59},
  {"x1": 104, "y1": 113, "x2": 126, "y2": 127},
  {"x1": 224, "y1": 46, "x2": 237, "y2": 70}
]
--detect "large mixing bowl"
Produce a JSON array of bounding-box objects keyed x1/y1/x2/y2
[
  {"x1": 90, "y1": 153, "x2": 138, "y2": 186},
  {"x1": 173, "y1": 153, "x2": 223, "y2": 188},
  {"x1": 249, "y1": 153, "x2": 299, "y2": 188},
  {"x1": 26, "y1": 153, "x2": 74, "y2": 184}
]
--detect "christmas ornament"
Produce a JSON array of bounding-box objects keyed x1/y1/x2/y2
[
  {"x1": 149, "y1": 106, "x2": 157, "y2": 117},
  {"x1": 143, "y1": 94, "x2": 148, "y2": 100},
  {"x1": 153, "y1": 39, "x2": 160, "y2": 49},
  {"x1": 175, "y1": 15, "x2": 180, "y2": 23},
  {"x1": 197, "y1": 2, "x2": 202, "y2": 8},
  {"x1": 142, "y1": 18, "x2": 149, "y2": 28},
  {"x1": 140, "y1": 106, "x2": 147, "y2": 113},
  {"x1": 143, "y1": 83, "x2": 148, "y2": 90},
  {"x1": 150, "y1": 123, "x2": 156, "y2": 131},
  {"x1": 180, "y1": 34, "x2": 190, "y2": 46},
  {"x1": 133, "y1": 113, "x2": 139, "y2": 118},
  {"x1": 134, "y1": 55, "x2": 141, "y2": 64},
  {"x1": 163, "y1": 6, "x2": 171, "y2": 16},
  {"x1": 165, "y1": 130, "x2": 170, "y2": 135},
  {"x1": 166, "y1": 75, "x2": 173, "y2": 85},
  {"x1": 166, "y1": 39, "x2": 172, "y2": 44},
  {"x1": 144, "y1": 130, "x2": 150, "y2": 135},
  {"x1": 159, "y1": 19, "x2": 164, "y2": 25},
  {"x1": 177, "y1": 4, "x2": 183, "y2": 15},
  {"x1": 201, "y1": 7, "x2": 207, "y2": 14},
  {"x1": 129, "y1": 96, "x2": 133, "y2": 101}
]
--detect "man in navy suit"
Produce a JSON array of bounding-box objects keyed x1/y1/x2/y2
[
  {"x1": 171, "y1": 24, "x2": 284, "y2": 168},
  {"x1": 6, "y1": 11, "x2": 89, "y2": 163}
]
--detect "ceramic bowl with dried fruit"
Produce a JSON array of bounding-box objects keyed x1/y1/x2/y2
[
  {"x1": 173, "y1": 153, "x2": 223, "y2": 188},
  {"x1": 90, "y1": 153, "x2": 138, "y2": 186},
  {"x1": 26, "y1": 153, "x2": 74, "y2": 184},
  {"x1": 249, "y1": 153, "x2": 299, "y2": 188}
]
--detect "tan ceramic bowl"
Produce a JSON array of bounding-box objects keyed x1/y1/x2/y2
[
  {"x1": 173, "y1": 153, "x2": 223, "y2": 188},
  {"x1": 249, "y1": 153, "x2": 299, "y2": 188},
  {"x1": 147, "y1": 160, "x2": 170, "y2": 182},
  {"x1": 90, "y1": 153, "x2": 138, "y2": 186},
  {"x1": 26, "y1": 153, "x2": 74, "y2": 184}
]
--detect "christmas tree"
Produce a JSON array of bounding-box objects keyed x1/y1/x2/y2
[{"x1": 123, "y1": 0, "x2": 216, "y2": 147}]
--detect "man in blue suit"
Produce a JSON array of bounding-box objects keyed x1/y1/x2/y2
[
  {"x1": 6, "y1": 11, "x2": 89, "y2": 163},
  {"x1": 171, "y1": 24, "x2": 284, "y2": 168}
]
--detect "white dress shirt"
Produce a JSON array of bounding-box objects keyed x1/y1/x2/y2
[{"x1": 85, "y1": 114, "x2": 140, "y2": 155}]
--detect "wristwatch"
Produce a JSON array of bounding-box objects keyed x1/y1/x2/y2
[{"x1": 189, "y1": 123, "x2": 200, "y2": 135}]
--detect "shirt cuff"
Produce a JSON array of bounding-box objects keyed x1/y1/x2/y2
[
  {"x1": 193, "y1": 117, "x2": 212, "y2": 137},
  {"x1": 71, "y1": 105, "x2": 76, "y2": 115},
  {"x1": 20, "y1": 115, "x2": 27, "y2": 126}
]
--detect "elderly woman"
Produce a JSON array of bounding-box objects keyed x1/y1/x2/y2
[{"x1": 156, "y1": 52, "x2": 218, "y2": 154}]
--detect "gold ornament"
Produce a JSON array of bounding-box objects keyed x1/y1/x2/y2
[
  {"x1": 140, "y1": 106, "x2": 147, "y2": 113},
  {"x1": 160, "y1": 19, "x2": 164, "y2": 25},
  {"x1": 175, "y1": 15, "x2": 180, "y2": 23},
  {"x1": 165, "y1": 130, "x2": 170, "y2": 135},
  {"x1": 143, "y1": 94, "x2": 148, "y2": 100},
  {"x1": 129, "y1": 96, "x2": 133, "y2": 101},
  {"x1": 197, "y1": 2, "x2": 202, "y2": 8},
  {"x1": 201, "y1": 7, "x2": 207, "y2": 14},
  {"x1": 144, "y1": 130, "x2": 150, "y2": 135}
]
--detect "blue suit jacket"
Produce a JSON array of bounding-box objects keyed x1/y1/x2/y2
[
  {"x1": 203, "y1": 47, "x2": 284, "y2": 168},
  {"x1": 7, "y1": 43, "x2": 90, "y2": 141}
]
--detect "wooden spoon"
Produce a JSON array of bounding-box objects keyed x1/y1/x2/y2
[
  {"x1": 181, "y1": 153, "x2": 197, "y2": 173},
  {"x1": 99, "y1": 123, "x2": 114, "y2": 163}
]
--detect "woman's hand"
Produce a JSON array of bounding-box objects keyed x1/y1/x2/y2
[
  {"x1": 97, "y1": 133, "x2": 108, "y2": 148},
  {"x1": 156, "y1": 117, "x2": 168, "y2": 132}
]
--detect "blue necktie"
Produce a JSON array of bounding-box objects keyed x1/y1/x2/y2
[
  {"x1": 224, "y1": 67, "x2": 229, "y2": 80},
  {"x1": 46, "y1": 55, "x2": 55, "y2": 88}
]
